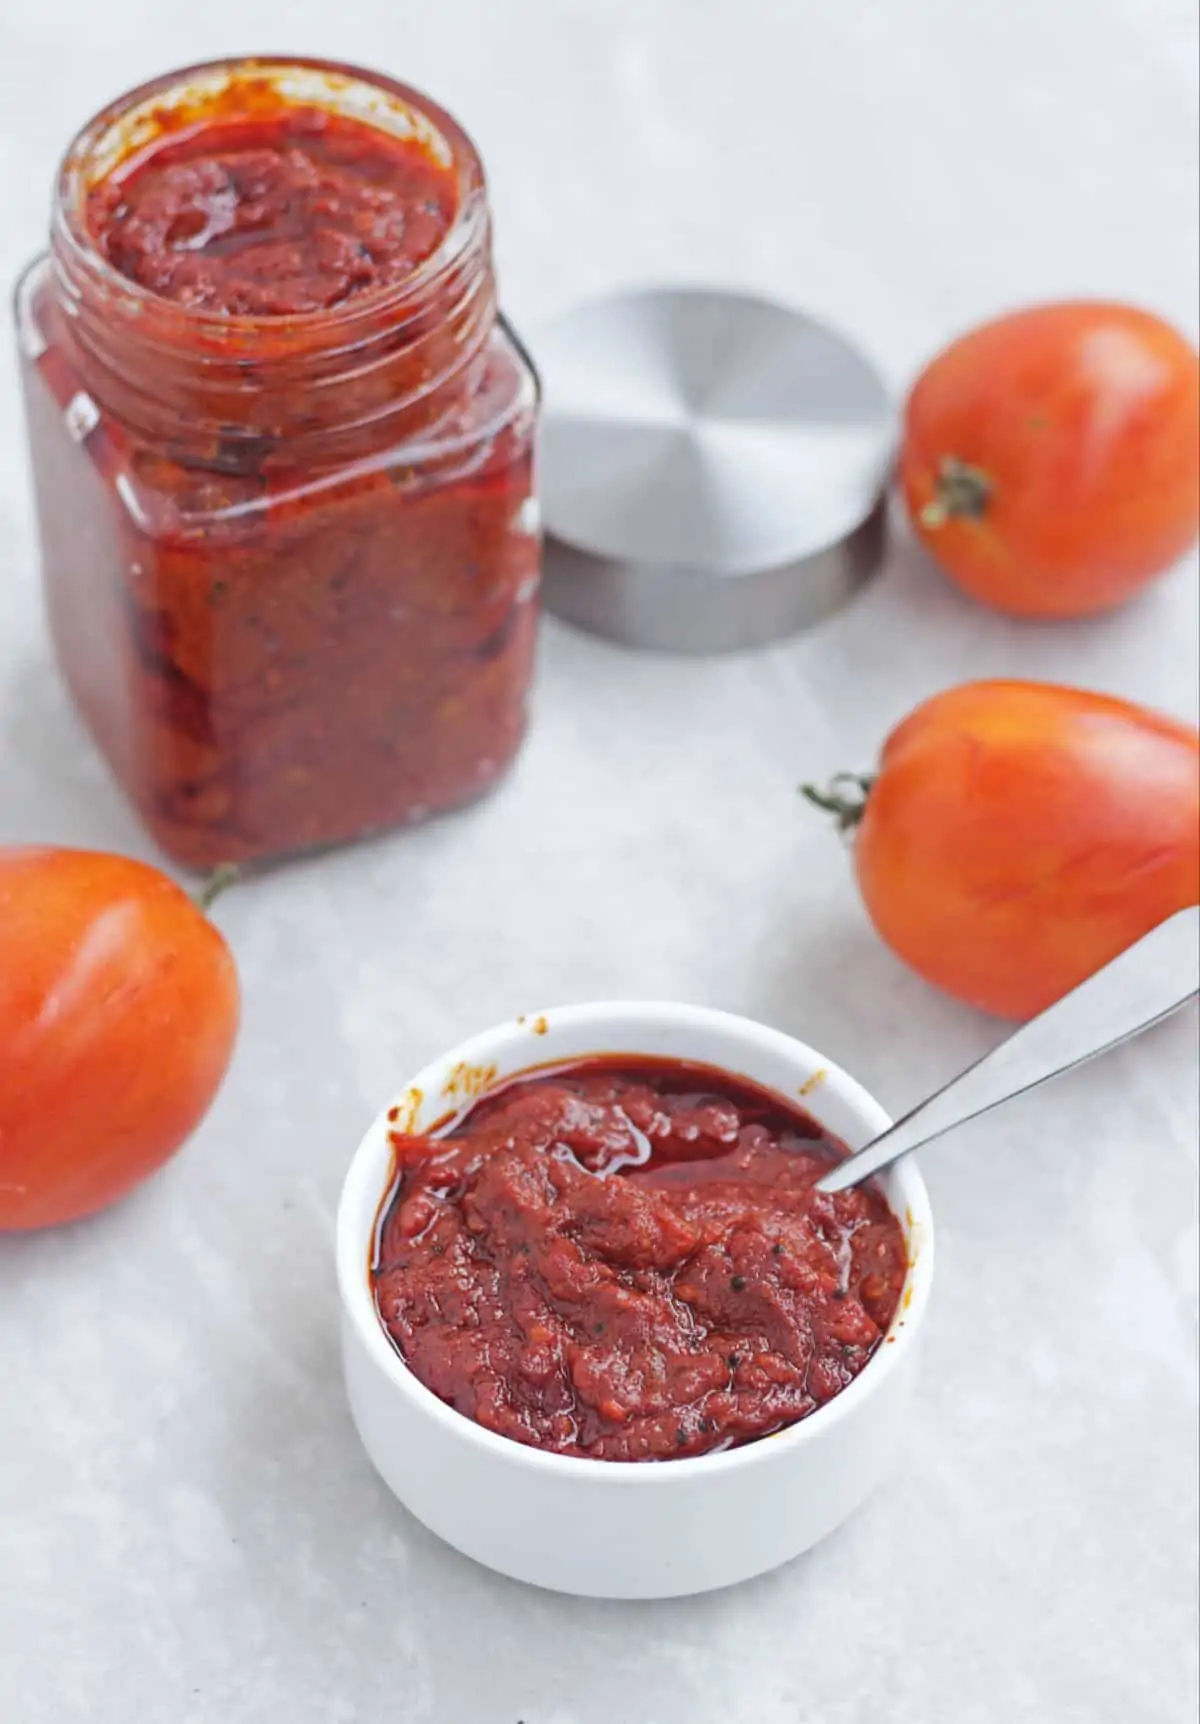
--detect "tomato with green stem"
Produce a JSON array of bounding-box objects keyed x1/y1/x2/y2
[
  {"x1": 900, "y1": 302, "x2": 1200, "y2": 618},
  {"x1": 804, "y1": 681, "x2": 1200, "y2": 1020},
  {"x1": 0, "y1": 848, "x2": 239, "y2": 1229}
]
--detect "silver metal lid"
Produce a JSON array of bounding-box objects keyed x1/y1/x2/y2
[{"x1": 534, "y1": 287, "x2": 894, "y2": 652}]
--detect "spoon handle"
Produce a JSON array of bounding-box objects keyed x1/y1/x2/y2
[{"x1": 817, "y1": 905, "x2": 1200, "y2": 1195}]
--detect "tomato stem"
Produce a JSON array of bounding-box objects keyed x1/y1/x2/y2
[
  {"x1": 919, "y1": 456, "x2": 993, "y2": 528},
  {"x1": 196, "y1": 863, "x2": 240, "y2": 914},
  {"x1": 800, "y1": 774, "x2": 874, "y2": 833}
]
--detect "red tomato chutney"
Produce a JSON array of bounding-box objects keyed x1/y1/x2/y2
[
  {"x1": 87, "y1": 106, "x2": 459, "y2": 315},
  {"x1": 372, "y1": 1058, "x2": 908, "y2": 1462},
  {"x1": 16, "y1": 60, "x2": 539, "y2": 868}
]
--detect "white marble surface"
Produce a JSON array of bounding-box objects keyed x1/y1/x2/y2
[{"x1": 1, "y1": 2, "x2": 1198, "y2": 1719}]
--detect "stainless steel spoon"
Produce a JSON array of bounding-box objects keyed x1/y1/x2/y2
[{"x1": 818, "y1": 905, "x2": 1200, "y2": 1195}]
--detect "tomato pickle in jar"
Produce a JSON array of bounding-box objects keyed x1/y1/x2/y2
[{"x1": 15, "y1": 58, "x2": 541, "y2": 868}]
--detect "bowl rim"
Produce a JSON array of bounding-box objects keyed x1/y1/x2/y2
[{"x1": 336, "y1": 999, "x2": 935, "y2": 1485}]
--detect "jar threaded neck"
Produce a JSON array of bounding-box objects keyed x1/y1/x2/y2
[{"x1": 48, "y1": 57, "x2": 498, "y2": 463}]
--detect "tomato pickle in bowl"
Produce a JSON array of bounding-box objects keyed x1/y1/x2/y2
[
  {"x1": 15, "y1": 57, "x2": 540, "y2": 868},
  {"x1": 337, "y1": 1003, "x2": 934, "y2": 1598}
]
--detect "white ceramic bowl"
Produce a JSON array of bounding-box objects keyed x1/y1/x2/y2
[{"x1": 337, "y1": 1002, "x2": 934, "y2": 1599}]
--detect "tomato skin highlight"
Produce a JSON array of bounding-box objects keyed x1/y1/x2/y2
[
  {"x1": 842, "y1": 682, "x2": 1200, "y2": 1021},
  {"x1": 0, "y1": 848, "x2": 239, "y2": 1229},
  {"x1": 900, "y1": 302, "x2": 1200, "y2": 618}
]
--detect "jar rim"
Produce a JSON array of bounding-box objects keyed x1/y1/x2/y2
[{"x1": 51, "y1": 54, "x2": 490, "y2": 348}]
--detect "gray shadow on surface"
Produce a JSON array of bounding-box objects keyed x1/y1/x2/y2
[{"x1": 748, "y1": 902, "x2": 1001, "y2": 1123}]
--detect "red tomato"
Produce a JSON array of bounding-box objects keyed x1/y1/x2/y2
[
  {"x1": 0, "y1": 848, "x2": 239, "y2": 1229},
  {"x1": 900, "y1": 302, "x2": 1200, "y2": 617},
  {"x1": 805, "y1": 682, "x2": 1200, "y2": 1020}
]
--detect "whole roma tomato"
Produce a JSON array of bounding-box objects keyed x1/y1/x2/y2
[
  {"x1": 0, "y1": 848, "x2": 239, "y2": 1229},
  {"x1": 900, "y1": 302, "x2": 1200, "y2": 617},
  {"x1": 805, "y1": 681, "x2": 1200, "y2": 1020}
]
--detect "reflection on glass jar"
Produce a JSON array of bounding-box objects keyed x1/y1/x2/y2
[{"x1": 16, "y1": 57, "x2": 541, "y2": 869}]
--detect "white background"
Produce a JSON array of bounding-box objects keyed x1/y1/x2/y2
[{"x1": 1, "y1": 3, "x2": 1198, "y2": 1721}]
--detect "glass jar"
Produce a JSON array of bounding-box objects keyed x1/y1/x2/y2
[{"x1": 15, "y1": 57, "x2": 540, "y2": 869}]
